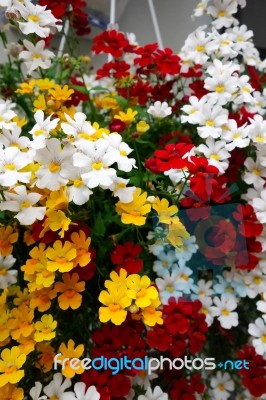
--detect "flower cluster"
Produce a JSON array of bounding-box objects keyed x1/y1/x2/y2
[{"x1": 0, "y1": 0, "x2": 265, "y2": 399}]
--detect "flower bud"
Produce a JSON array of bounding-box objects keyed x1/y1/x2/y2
[{"x1": 5, "y1": 7, "x2": 21, "y2": 21}]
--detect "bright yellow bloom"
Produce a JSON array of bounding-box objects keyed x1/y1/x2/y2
[
  {"x1": 114, "y1": 108, "x2": 138, "y2": 125},
  {"x1": 33, "y1": 94, "x2": 47, "y2": 111},
  {"x1": 35, "y1": 343, "x2": 56, "y2": 373},
  {"x1": 40, "y1": 210, "x2": 71, "y2": 238},
  {"x1": 136, "y1": 121, "x2": 150, "y2": 134},
  {"x1": 141, "y1": 298, "x2": 163, "y2": 326},
  {"x1": 46, "y1": 188, "x2": 68, "y2": 211},
  {"x1": 57, "y1": 339, "x2": 84, "y2": 378},
  {"x1": 13, "y1": 288, "x2": 30, "y2": 307},
  {"x1": 55, "y1": 273, "x2": 85, "y2": 310},
  {"x1": 29, "y1": 287, "x2": 57, "y2": 312},
  {"x1": 17, "y1": 334, "x2": 35, "y2": 356},
  {"x1": 0, "y1": 225, "x2": 18, "y2": 256},
  {"x1": 166, "y1": 216, "x2": 190, "y2": 250},
  {"x1": 0, "y1": 383, "x2": 24, "y2": 400},
  {"x1": 13, "y1": 116, "x2": 27, "y2": 128},
  {"x1": 99, "y1": 286, "x2": 132, "y2": 325},
  {"x1": 152, "y1": 197, "x2": 178, "y2": 224},
  {"x1": 34, "y1": 314, "x2": 57, "y2": 342},
  {"x1": 0, "y1": 309, "x2": 10, "y2": 343},
  {"x1": 46, "y1": 240, "x2": 76, "y2": 273},
  {"x1": 116, "y1": 188, "x2": 151, "y2": 226},
  {"x1": 7, "y1": 305, "x2": 34, "y2": 341},
  {"x1": 49, "y1": 85, "x2": 74, "y2": 103},
  {"x1": 34, "y1": 260, "x2": 55, "y2": 289},
  {"x1": 126, "y1": 275, "x2": 158, "y2": 308},
  {"x1": 70, "y1": 230, "x2": 91, "y2": 267},
  {"x1": 35, "y1": 78, "x2": 55, "y2": 91},
  {"x1": 104, "y1": 268, "x2": 128, "y2": 291},
  {"x1": 0, "y1": 347, "x2": 26, "y2": 387},
  {"x1": 96, "y1": 96, "x2": 119, "y2": 111},
  {"x1": 16, "y1": 80, "x2": 36, "y2": 94}
]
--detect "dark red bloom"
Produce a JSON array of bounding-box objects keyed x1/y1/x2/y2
[
  {"x1": 109, "y1": 119, "x2": 126, "y2": 133},
  {"x1": 96, "y1": 61, "x2": 130, "y2": 79},
  {"x1": 153, "y1": 48, "x2": 181, "y2": 75},
  {"x1": 153, "y1": 143, "x2": 194, "y2": 172},
  {"x1": 111, "y1": 242, "x2": 143, "y2": 274},
  {"x1": 134, "y1": 43, "x2": 158, "y2": 67},
  {"x1": 238, "y1": 345, "x2": 266, "y2": 397},
  {"x1": 169, "y1": 374, "x2": 206, "y2": 400},
  {"x1": 92, "y1": 30, "x2": 133, "y2": 58}
]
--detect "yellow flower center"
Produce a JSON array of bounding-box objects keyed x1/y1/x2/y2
[
  {"x1": 116, "y1": 183, "x2": 126, "y2": 189},
  {"x1": 253, "y1": 169, "x2": 261, "y2": 176},
  {"x1": 0, "y1": 268, "x2": 7, "y2": 275},
  {"x1": 237, "y1": 36, "x2": 244, "y2": 42},
  {"x1": 255, "y1": 136, "x2": 265, "y2": 143},
  {"x1": 166, "y1": 285, "x2": 174, "y2": 293},
  {"x1": 42, "y1": 327, "x2": 52, "y2": 334},
  {"x1": 120, "y1": 150, "x2": 127, "y2": 156},
  {"x1": 162, "y1": 261, "x2": 168, "y2": 268},
  {"x1": 218, "y1": 11, "x2": 226, "y2": 17},
  {"x1": 33, "y1": 54, "x2": 42, "y2": 59},
  {"x1": 261, "y1": 335, "x2": 266, "y2": 343},
  {"x1": 206, "y1": 120, "x2": 215, "y2": 126},
  {"x1": 65, "y1": 289, "x2": 76, "y2": 298},
  {"x1": 130, "y1": 210, "x2": 141, "y2": 216},
  {"x1": 243, "y1": 87, "x2": 251, "y2": 93},
  {"x1": 34, "y1": 129, "x2": 46, "y2": 136},
  {"x1": 73, "y1": 179, "x2": 83, "y2": 187},
  {"x1": 233, "y1": 133, "x2": 241, "y2": 139},
  {"x1": 180, "y1": 274, "x2": 189, "y2": 281},
  {"x1": 108, "y1": 303, "x2": 121, "y2": 312},
  {"x1": 50, "y1": 396, "x2": 59, "y2": 400},
  {"x1": 0, "y1": 117, "x2": 3, "y2": 122},
  {"x1": 55, "y1": 257, "x2": 67, "y2": 264},
  {"x1": 218, "y1": 383, "x2": 225, "y2": 391},
  {"x1": 49, "y1": 162, "x2": 61, "y2": 173},
  {"x1": 5, "y1": 365, "x2": 17, "y2": 374},
  {"x1": 92, "y1": 162, "x2": 103, "y2": 170},
  {"x1": 221, "y1": 309, "x2": 230, "y2": 316},
  {"x1": 201, "y1": 307, "x2": 208, "y2": 315},
  {"x1": 221, "y1": 40, "x2": 230, "y2": 45},
  {"x1": 136, "y1": 287, "x2": 147, "y2": 298},
  {"x1": 29, "y1": 15, "x2": 40, "y2": 22},
  {"x1": 254, "y1": 277, "x2": 262, "y2": 285},
  {"x1": 211, "y1": 154, "x2": 220, "y2": 161},
  {"x1": 196, "y1": 45, "x2": 205, "y2": 52},
  {"x1": 4, "y1": 164, "x2": 16, "y2": 171},
  {"x1": 21, "y1": 201, "x2": 31, "y2": 208},
  {"x1": 216, "y1": 85, "x2": 225, "y2": 93}
]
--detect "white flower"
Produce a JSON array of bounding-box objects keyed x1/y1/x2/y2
[
  {"x1": 181, "y1": 25, "x2": 218, "y2": 64},
  {"x1": 74, "y1": 382, "x2": 100, "y2": 400},
  {"x1": 207, "y1": 0, "x2": 238, "y2": 29},
  {"x1": 30, "y1": 382, "x2": 47, "y2": 400},
  {"x1": 0, "y1": 125, "x2": 30, "y2": 149},
  {"x1": 19, "y1": 39, "x2": 54, "y2": 74},
  {"x1": 43, "y1": 373, "x2": 75, "y2": 400},
  {"x1": 0, "y1": 102, "x2": 16, "y2": 130},
  {"x1": 109, "y1": 177, "x2": 136, "y2": 203},
  {"x1": 210, "y1": 371, "x2": 235, "y2": 400},
  {"x1": 252, "y1": 190, "x2": 266, "y2": 224},
  {"x1": 0, "y1": 255, "x2": 17, "y2": 289},
  {"x1": 0, "y1": 185, "x2": 46, "y2": 225},
  {"x1": 248, "y1": 90, "x2": 266, "y2": 115},
  {"x1": 257, "y1": 293, "x2": 266, "y2": 322},
  {"x1": 138, "y1": 385, "x2": 168, "y2": 400},
  {"x1": 29, "y1": 110, "x2": 59, "y2": 149},
  {"x1": 243, "y1": 157, "x2": 266, "y2": 189},
  {"x1": 197, "y1": 138, "x2": 230, "y2": 173},
  {"x1": 223, "y1": 119, "x2": 250, "y2": 151},
  {"x1": 181, "y1": 95, "x2": 208, "y2": 124},
  {"x1": 248, "y1": 317, "x2": 266, "y2": 355},
  {"x1": 228, "y1": 24, "x2": 254, "y2": 52},
  {"x1": 16, "y1": 1, "x2": 62, "y2": 38},
  {"x1": 204, "y1": 70, "x2": 239, "y2": 106},
  {"x1": 247, "y1": 115, "x2": 266, "y2": 144},
  {"x1": 153, "y1": 249, "x2": 178, "y2": 275},
  {"x1": 61, "y1": 112, "x2": 96, "y2": 141},
  {"x1": 199, "y1": 296, "x2": 215, "y2": 326},
  {"x1": 61, "y1": 167, "x2": 93, "y2": 206},
  {"x1": 234, "y1": 75, "x2": 255, "y2": 105},
  {"x1": 214, "y1": 31, "x2": 238, "y2": 58},
  {"x1": 147, "y1": 101, "x2": 172, "y2": 119},
  {"x1": 0, "y1": 147, "x2": 31, "y2": 187},
  {"x1": 194, "y1": 103, "x2": 229, "y2": 138},
  {"x1": 244, "y1": 263, "x2": 266, "y2": 299},
  {"x1": 211, "y1": 295, "x2": 239, "y2": 329},
  {"x1": 73, "y1": 139, "x2": 116, "y2": 189},
  {"x1": 104, "y1": 133, "x2": 136, "y2": 172},
  {"x1": 34, "y1": 138, "x2": 74, "y2": 191}
]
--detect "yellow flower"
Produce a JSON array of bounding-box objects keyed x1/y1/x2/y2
[
  {"x1": 136, "y1": 121, "x2": 150, "y2": 134},
  {"x1": 114, "y1": 108, "x2": 138, "y2": 125},
  {"x1": 40, "y1": 210, "x2": 71, "y2": 238},
  {"x1": 104, "y1": 268, "x2": 128, "y2": 291},
  {"x1": 0, "y1": 225, "x2": 18, "y2": 256},
  {"x1": 126, "y1": 275, "x2": 158, "y2": 308},
  {"x1": 7, "y1": 305, "x2": 34, "y2": 341},
  {"x1": 0, "y1": 347, "x2": 26, "y2": 387},
  {"x1": 49, "y1": 85, "x2": 74, "y2": 103},
  {"x1": 46, "y1": 188, "x2": 68, "y2": 211},
  {"x1": 166, "y1": 216, "x2": 190, "y2": 250},
  {"x1": 55, "y1": 273, "x2": 85, "y2": 310},
  {"x1": 141, "y1": 298, "x2": 163, "y2": 327},
  {"x1": 13, "y1": 116, "x2": 27, "y2": 128},
  {"x1": 0, "y1": 309, "x2": 10, "y2": 343},
  {"x1": 15, "y1": 80, "x2": 36, "y2": 94},
  {"x1": 57, "y1": 339, "x2": 84, "y2": 378},
  {"x1": 35, "y1": 343, "x2": 56, "y2": 373},
  {"x1": 0, "y1": 383, "x2": 24, "y2": 400},
  {"x1": 33, "y1": 94, "x2": 47, "y2": 111},
  {"x1": 34, "y1": 314, "x2": 57, "y2": 342},
  {"x1": 29, "y1": 287, "x2": 57, "y2": 312},
  {"x1": 99, "y1": 286, "x2": 132, "y2": 325},
  {"x1": 46, "y1": 240, "x2": 76, "y2": 273},
  {"x1": 35, "y1": 78, "x2": 55, "y2": 91},
  {"x1": 152, "y1": 197, "x2": 178, "y2": 224},
  {"x1": 70, "y1": 230, "x2": 91, "y2": 267},
  {"x1": 34, "y1": 260, "x2": 55, "y2": 290},
  {"x1": 116, "y1": 188, "x2": 151, "y2": 226},
  {"x1": 96, "y1": 96, "x2": 119, "y2": 111}
]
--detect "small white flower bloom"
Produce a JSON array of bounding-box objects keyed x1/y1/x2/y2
[
  {"x1": 147, "y1": 101, "x2": 172, "y2": 119},
  {"x1": 109, "y1": 177, "x2": 136, "y2": 203},
  {"x1": 243, "y1": 157, "x2": 266, "y2": 189},
  {"x1": 0, "y1": 102, "x2": 16, "y2": 130},
  {"x1": 104, "y1": 133, "x2": 136, "y2": 172},
  {"x1": 197, "y1": 138, "x2": 230, "y2": 173},
  {"x1": 0, "y1": 185, "x2": 46, "y2": 225},
  {"x1": 248, "y1": 317, "x2": 266, "y2": 355},
  {"x1": 181, "y1": 25, "x2": 218, "y2": 64},
  {"x1": 210, "y1": 371, "x2": 235, "y2": 400},
  {"x1": 247, "y1": 115, "x2": 266, "y2": 144},
  {"x1": 30, "y1": 382, "x2": 47, "y2": 400},
  {"x1": 138, "y1": 385, "x2": 168, "y2": 400},
  {"x1": 74, "y1": 382, "x2": 100, "y2": 400},
  {"x1": 223, "y1": 119, "x2": 250, "y2": 151},
  {"x1": 211, "y1": 295, "x2": 239, "y2": 329},
  {"x1": 43, "y1": 373, "x2": 75, "y2": 400},
  {"x1": 252, "y1": 190, "x2": 266, "y2": 224},
  {"x1": 0, "y1": 254, "x2": 17, "y2": 289},
  {"x1": 29, "y1": 110, "x2": 59, "y2": 149},
  {"x1": 199, "y1": 296, "x2": 215, "y2": 326},
  {"x1": 207, "y1": 0, "x2": 238, "y2": 29},
  {"x1": 61, "y1": 112, "x2": 96, "y2": 141},
  {"x1": 0, "y1": 125, "x2": 30, "y2": 149},
  {"x1": 19, "y1": 39, "x2": 54, "y2": 74},
  {"x1": 195, "y1": 104, "x2": 229, "y2": 138},
  {"x1": 0, "y1": 146, "x2": 31, "y2": 187}
]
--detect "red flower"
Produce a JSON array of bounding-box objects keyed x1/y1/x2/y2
[
  {"x1": 109, "y1": 119, "x2": 126, "y2": 133},
  {"x1": 92, "y1": 30, "x2": 132, "y2": 58},
  {"x1": 153, "y1": 48, "x2": 181, "y2": 75},
  {"x1": 118, "y1": 80, "x2": 152, "y2": 106},
  {"x1": 97, "y1": 61, "x2": 130, "y2": 79},
  {"x1": 111, "y1": 242, "x2": 143, "y2": 274},
  {"x1": 238, "y1": 345, "x2": 266, "y2": 397},
  {"x1": 153, "y1": 143, "x2": 194, "y2": 172},
  {"x1": 134, "y1": 43, "x2": 158, "y2": 67},
  {"x1": 169, "y1": 374, "x2": 205, "y2": 400}
]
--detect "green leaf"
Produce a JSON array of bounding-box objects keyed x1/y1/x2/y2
[
  {"x1": 92, "y1": 212, "x2": 106, "y2": 237},
  {"x1": 112, "y1": 95, "x2": 129, "y2": 109}
]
